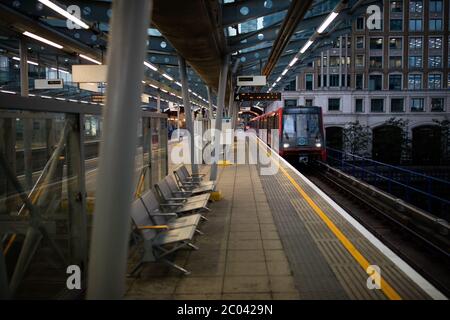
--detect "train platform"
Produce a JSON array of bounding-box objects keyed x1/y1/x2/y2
[{"x1": 124, "y1": 140, "x2": 445, "y2": 300}]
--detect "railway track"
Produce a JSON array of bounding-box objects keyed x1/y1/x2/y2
[{"x1": 297, "y1": 161, "x2": 450, "y2": 298}]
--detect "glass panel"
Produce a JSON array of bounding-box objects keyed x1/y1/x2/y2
[{"x1": 296, "y1": 113, "x2": 320, "y2": 146}]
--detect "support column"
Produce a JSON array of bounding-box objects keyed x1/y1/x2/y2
[
  {"x1": 206, "y1": 86, "x2": 213, "y2": 119},
  {"x1": 156, "y1": 92, "x2": 161, "y2": 112},
  {"x1": 66, "y1": 114, "x2": 87, "y2": 279},
  {"x1": 178, "y1": 56, "x2": 198, "y2": 175},
  {"x1": 87, "y1": 0, "x2": 152, "y2": 299},
  {"x1": 210, "y1": 55, "x2": 229, "y2": 181},
  {"x1": 20, "y1": 38, "x2": 32, "y2": 191}
]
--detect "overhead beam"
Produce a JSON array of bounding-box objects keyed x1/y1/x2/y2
[{"x1": 262, "y1": 0, "x2": 313, "y2": 77}]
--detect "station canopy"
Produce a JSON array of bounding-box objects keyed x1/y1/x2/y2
[{"x1": 0, "y1": 0, "x2": 375, "y2": 111}]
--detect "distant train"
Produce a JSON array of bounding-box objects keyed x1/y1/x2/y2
[{"x1": 249, "y1": 106, "x2": 326, "y2": 163}]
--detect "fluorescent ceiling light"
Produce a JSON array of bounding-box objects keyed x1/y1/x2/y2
[
  {"x1": 79, "y1": 54, "x2": 101, "y2": 65},
  {"x1": 317, "y1": 11, "x2": 339, "y2": 34},
  {"x1": 23, "y1": 31, "x2": 63, "y2": 49},
  {"x1": 288, "y1": 57, "x2": 298, "y2": 67},
  {"x1": 162, "y1": 73, "x2": 173, "y2": 81},
  {"x1": 276, "y1": 76, "x2": 281, "y2": 82},
  {"x1": 300, "y1": 40, "x2": 314, "y2": 54},
  {"x1": 281, "y1": 69, "x2": 288, "y2": 76},
  {"x1": 51, "y1": 67, "x2": 70, "y2": 74},
  {"x1": 12, "y1": 56, "x2": 38, "y2": 66},
  {"x1": 161, "y1": 89, "x2": 168, "y2": 93},
  {"x1": 39, "y1": 0, "x2": 89, "y2": 29},
  {"x1": 144, "y1": 61, "x2": 158, "y2": 71},
  {"x1": 175, "y1": 81, "x2": 182, "y2": 87},
  {"x1": 149, "y1": 84, "x2": 158, "y2": 89}
]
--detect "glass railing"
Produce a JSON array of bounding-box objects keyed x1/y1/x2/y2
[{"x1": 0, "y1": 92, "x2": 168, "y2": 298}]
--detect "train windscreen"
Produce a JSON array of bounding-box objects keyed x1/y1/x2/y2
[{"x1": 283, "y1": 113, "x2": 320, "y2": 146}]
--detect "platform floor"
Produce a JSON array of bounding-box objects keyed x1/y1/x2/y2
[{"x1": 125, "y1": 141, "x2": 440, "y2": 300}]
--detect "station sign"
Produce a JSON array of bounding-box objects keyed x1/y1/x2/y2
[
  {"x1": 91, "y1": 95, "x2": 106, "y2": 104},
  {"x1": 72, "y1": 65, "x2": 107, "y2": 83},
  {"x1": 34, "y1": 79, "x2": 64, "y2": 89},
  {"x1": 234, "y1": 92, "x2": 281, "y2": 101},
  {"x1": 237, "y1": 75, "x2": 266, "y2": 86}
]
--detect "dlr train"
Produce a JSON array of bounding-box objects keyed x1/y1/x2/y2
[{"x1": 249, "y1": 106, "x2": 326, "y2": 163}]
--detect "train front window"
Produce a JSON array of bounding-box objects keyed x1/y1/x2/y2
[
  {"x1": 297, "y1": 114, "x2": 320, "y2": 146},
  {"x1": 283, "y1": 113, "x2": 321, "y2": 146},
  {"x1": 282, "y1": 114, "x2": 296, "y2": 141}
]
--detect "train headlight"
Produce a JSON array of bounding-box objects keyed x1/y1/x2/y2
[
  {"x1": 283, "y1": 143, "x2": 290, "y2": 148},
  {"x1": 315, "y1": 139, "x2": 322, "y2": 148}
]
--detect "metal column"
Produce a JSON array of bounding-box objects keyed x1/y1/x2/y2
[
  {"x1": 20, "y1": 38, "x2": 32, "y2": 191},
  {"x1": 87, "y1": 0, "x2": 152, "y2": 299},
  {"x1": 156, "y1": 92, "x2": 161, "y2": 112},
  {"x1": 210, "y1": 55, "x2": 229, "y2": 181},
  {"x1": 178, "y1": 56, "x2": 198, "y2": 175},
  {"x1": 206, "y1": 86, "x2": 213, "y2": 119}
]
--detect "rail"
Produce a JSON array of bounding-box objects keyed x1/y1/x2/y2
[{"x1": 326, "y1": 147, "x2": 450, "y2": 220}]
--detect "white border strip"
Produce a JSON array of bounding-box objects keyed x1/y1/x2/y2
[{"x1": 257, "y1": 136, "x2": 447, "y2": 300}]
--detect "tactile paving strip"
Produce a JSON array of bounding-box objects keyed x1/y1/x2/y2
[{"x1": 256, "y1": 167, "x2": 349, "y2": 300}]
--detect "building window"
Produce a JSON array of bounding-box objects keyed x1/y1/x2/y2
[
  {"x1": 409, "y1": 19, "x2": 423, "y2": 31},
  {"x1": 429, "y1": 19, "x2": 443, "y2": 31},
  {"x1": 429, "y1": 37, "x2": 443, "y2": 49},
  {"x1": 431, "y1": 98, "x2": 444, "y2": 111},
  {"x1": 355, "y1": 74, "x2": 363, "y2": 89},
  {"x1": 369, "y1": 56, "x2": 383, "y2": 68},
  {"x1": 305, "y1": 99, "x2": 313, "y2": 107},
  {"x1": 429, "y1": 56, "x2": 442, "y2": 68},
  {"x1": 355, "y1": 55, "x2": 364, "y2": 67},
  {"x1": 389, "y1": 56, "x2": 402, "y2": 68},
  {"x1": 356, "y1": 16, "x2": 364, "y2": 30},
  {"x1": 328, "y1": 98, "x2": 340, "y2": 111},
  {"x1": 389, "y1": 37, "x2": 402, "y2": 50},
  {"x1": 284, "y1": 99, "x2": 297, "y2": 108},
  {"x1": 369, "y1": 74, "x2": 383, "y2": 90},
  {"x1": 371, "y1": 99, "x2": 384, "y2": 112},
  {"x1": 389, "y1": 74, "x2": 402, "y2": 90},
  {"x1": 355, "y1": 99, "x2": 364, "y2": 113},
  {"x1": 409, "y1": 1, "x2": 423, "y2": 13},
  {"x1": 409, "y1": 37, "x2": 422, "y2": 49},
  {"x1": 408, "y1": 74, "x2": 422, "y2": 89},
  {"x1": 428, "y1": 74, "x2": 442, "y2": 89},
  {"x1": 390, "y1": 1, "x2": 403, "y2": 12},
  {"x1": 430, "y1": 1, "x2": 443, "y2": 13},
  {"x1": 356, "y1": 36, "x2": 364, "y2": 49},
  {"x1": 391, "y1": 98, "x2": 404, "y2": 112},
  {"x1": 411, "y1": 98, "x2": 424, "y2": 112},
  {"x1": 408, "y1": 56, "x2": 422, "y2": 68},
  {"x1": 390, "y1": 19, "x2": 403, "y2": 31},
  {"x1": 284, "y1": 79, "x2": 296, "y2": 91},
  {"x1": 448, "y1": 74, "x2": 450, "y2": 88},
  {"x1": 370, "y1": 38, "x2": 383, "y2": 50},
  {"x1": 329, "y1": 74, "x2": 340, "y2": 87},
  {"x1": 305, "y1": 74, "x2": 313, "y2": 90}
]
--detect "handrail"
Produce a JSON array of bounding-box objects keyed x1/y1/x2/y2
[{"x1": 326, "y1": 147, "x2": 450, "y2": 185}]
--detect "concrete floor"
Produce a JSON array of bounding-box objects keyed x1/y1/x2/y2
[{"x1": 124, "y1": 163, "x2": 301, "y2": 300}]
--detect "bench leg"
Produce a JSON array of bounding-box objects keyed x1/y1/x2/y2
[
  {"x1": 163, "y1": 259, "x2": 190, "y2": 275},
  {"x1": 128, "y1": 262, "x2": 143, "y2": 277},
  {"x1": 195, "y1": 229, "x2": 204, "y2": 235}
]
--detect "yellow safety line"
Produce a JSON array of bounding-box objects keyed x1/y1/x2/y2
[{"x1": 264, "y1": 146, "x2": 402, "y2": 300}]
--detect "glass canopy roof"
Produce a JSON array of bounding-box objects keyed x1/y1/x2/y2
[{"x1": 0, "y1": 0, "x2": 367, "y2": 111}]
